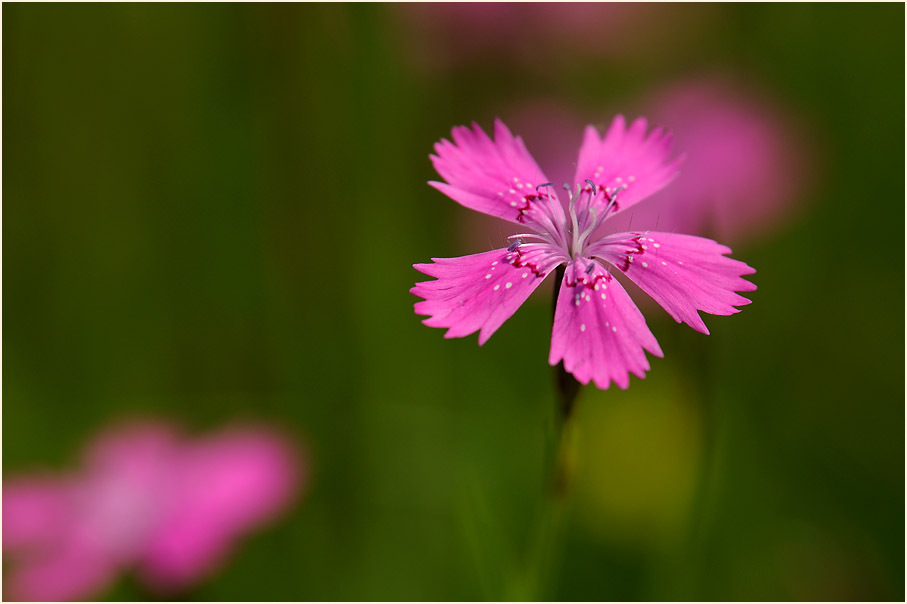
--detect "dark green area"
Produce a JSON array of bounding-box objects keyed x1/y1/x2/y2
[{"x1": 4, "y1": 4, "x2": 903, "y2": 601}]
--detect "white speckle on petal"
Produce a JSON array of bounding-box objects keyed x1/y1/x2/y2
[
  {"x1": 642, "y1": 262, "x2": 648, "y2": 268},
  {"x1": 628, "y1": 175, "x2": 636, "y2": 182},
  {"x1": 601, "y1": 293, "x2": 606, "y2": 299},
  {"x1": 522, "y1": 272, "x2": 528, "y2": 278},
  {"x1": 642, "y1": 245, "x2": 648, "y2": 250},
  {"x1": 509, "y1": 189, "x2": 516, "y2": 194},
  {"x1": 491, "y1": 261, "x2": 498, "y2": 266},
  {"x1": 594, "y1": 283, "x2": 600, "y2": 290},
  {"x1": 662, "y1": 261, "x2": 667, "y2": 266},
  {"x1": 510, "y1": 201, "x2": 517, "y2": 207},
  {"x1": 648, "y1": 238, "x2": 655, "y2": 242},
  {"x1": 516, "y1": 183, "x2": 523, "y2": 189},
  {"x1": 678, "y1": 261, "x2": 684, "y2": 265},
  {"x1": 505, "y1": 282, "x2": 512, "y2": 289},
  {"x1": 493, "y1": 285, "x2": 500, "y2": 291},
  {"x1": 612, "y1": 326, "x2": 617, "y2": 332},
  {"x1": 485, "y1": 274, "x2": 491, "y2": 279},
  {"x1": 580, "y1": 324, "x2": 586, "y2": 332}
]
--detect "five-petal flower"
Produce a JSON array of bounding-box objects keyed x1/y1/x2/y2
[{"x1": 411, "y1": 117, "x2": 756, "y2": 389}]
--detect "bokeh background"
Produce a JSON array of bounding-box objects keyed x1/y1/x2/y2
[{"x1": 3, "y1": 3, "x2": 904, "y2": 601}]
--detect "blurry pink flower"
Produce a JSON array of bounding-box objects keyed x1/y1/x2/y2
[
  {"x1": 609, "y1": 77, "x2": 813, "y2": 242},
  {"x1": 3, "y1": 420, "x2": 304, "y2": 601},
  {"x1": 411, "y1": 117, "x2": 756, "y2": 389},
  {"x1": 395, "y1": 3, "x2": 719, "y2": 70}
]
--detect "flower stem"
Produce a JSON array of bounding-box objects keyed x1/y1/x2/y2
[
  {"x1": 551, "y1": 264, "x2": 581, "y2": 422},
  {"x1": 550, "y1": 264, "x2": 581, "y2": 498}
]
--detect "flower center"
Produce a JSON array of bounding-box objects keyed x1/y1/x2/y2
[
  {"x1": 507, "y1": 181, "x2": 624, "y2": 261},
  {"x1": 565, "y1": 181, "x2": 623, "y2": 258}
]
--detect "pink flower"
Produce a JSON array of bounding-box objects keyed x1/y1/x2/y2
[
  {"x1": 394, "y1": 4, "x2": 719, "y2": 70},
  {"x1": 607, "y1": 77, "x2": 814, "y2": 243},
  {"x1": 3, "y1": 420, "x2": 304, "y2": 601},
  {"x1": 411, "y1": 117, "x2": 756, "y2": 390}
]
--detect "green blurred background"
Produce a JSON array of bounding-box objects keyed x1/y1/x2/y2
[{"x1": 3, "y1": 3, "x2": 903, "y2": 601}]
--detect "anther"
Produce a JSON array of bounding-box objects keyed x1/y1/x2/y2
[
  {"x1": 585, "y1": 261, "x2": 596, "y2": 274},
  {"x1": 536, "y1": 183, "x2": 555, "y2": 193},
  {"x1": 506, "y1": 238, "x2": 522, "y2": 252},
  {"x1": 584, "y1": 179, "x2": 596, "y2": 193}
]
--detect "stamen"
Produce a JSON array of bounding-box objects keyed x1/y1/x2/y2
[
  {"x1": 527, "y1": 208, "x2": 564, "y2": 249},
  {"x1": 577, "y1": 179, "x2": 598, "y2": 223},
  {"x1": 600, "y1": 184, "x2": 627, "y2": 221},
  {"x1": 516, "y1": 242, "x2": 559, "y2": 250},
  {"x1": 568, "y1": 185, "x2": 581, "y2": 252},
  {"x1": 517, "y1": 183, "x2": 567, "y2": 249},
  {"x1": 506, "y1": 238, "x2": 522, "y2": 252},
  {"x1": 567, "y1": 183, "x2": 578, "y2": 213},
  {"x1": 576, "y1": 207, "x2": 598, "y2": 249}
]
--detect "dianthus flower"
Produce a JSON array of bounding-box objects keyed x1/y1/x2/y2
[
  {"x1": 411, "y1": 117, "x2": 756, "y2": 389},
  {"x1": 2, "y1": 420, "x2": 304, "y2": 601}
]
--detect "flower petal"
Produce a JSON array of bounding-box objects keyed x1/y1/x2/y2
[
  {"x1": 412, "y1": 245, "x2": 564, "y2": 345},
  {"x1": 588, "y1": 232, "x2": 757, "y2": 334},
  {"x1": 2, "y1": 477, "x2": 72, "y2": 551},
  {"x1": 139, "y1": 428, "x2": 302, "y2": 591},
  {"x1": 549, "y1": 259, "x2": 662, "y2": 390},
  {"x1": 572, "y1": 115, "x2": 682, "y2": 219},
  {"x1": 430, "y1": 119, "x2": 559, "y2": 229},
  {"x1": 5, "y1": 540, "x2": 117, "y2": 602}
]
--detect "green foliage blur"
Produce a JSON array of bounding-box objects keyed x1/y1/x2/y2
[{"x1": 3, "y1": 3, "x2": 904, "y2": 601}]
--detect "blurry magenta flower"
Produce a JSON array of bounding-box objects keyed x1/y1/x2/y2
[
  {"x1": 395, "y1": 3, "x2": 717, "y2": 69},
  {"x1": 411, "y1": 118, "x2": 756, "y2": 389},
  {"x1": 606, "y1": 77, "x2": 814, "y2": 242},
  {"x1": 3, "y1": 420, "x2": 305, "y2": 601}
]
